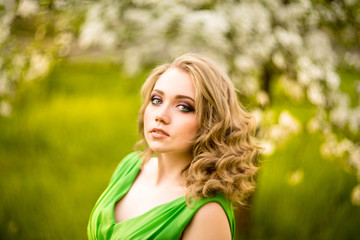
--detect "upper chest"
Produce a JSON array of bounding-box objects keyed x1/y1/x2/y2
[{"x1": 113, "y1": 169, "x2": 186, "y2": 223}]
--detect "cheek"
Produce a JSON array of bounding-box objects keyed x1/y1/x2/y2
[
  {"x1": 143, "y1": 105, "x2": 152, "y2": 128},
  {"x1": 183, "y1": 117, "x2": 199, "y2": 138}
]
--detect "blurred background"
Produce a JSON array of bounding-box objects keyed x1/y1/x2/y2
[{"x1": 1, "y1": 0, "x2": 360, "y2": 239}]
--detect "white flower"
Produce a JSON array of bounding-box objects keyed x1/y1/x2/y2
[
  {"x1": 17, "y1": 0, "x2": 38, "y2": 18},
  {"x1": 349, "y1": 106, "x2": 360, "y2": 134},
  {"x1": 12, "y1": 54, "x2": 26, "y2": 68},
  {"x1": 0, "y1": 25, "x2": 10, "y2": 46},
  {"x1": 320, "y1": 134, "x2": 339, "y2": 158},
  {"x1": 230, "y1": 2, "x2": 271, "y2": 36},
  {"x1": 78, "y1": 3, "x2": 117, "y2": 50},
  {"x1": 235, "y1": 55, "x2": 256, "y2": 73},
  {"x1": 349, "y1": 148, "x2": 360, "y2": 176},
  {"x1": 297, "y1": 56, "x2": 325, "y2": 85},
  {"x1": 0, "y1": 100, "x2": 12, "y2": 117},
  {"x1": 305, "y1": 30, "x2": 336, "y2": 67},
  {"x1": 330, "y1": 106, "x2": 349, "y2": 128},
  {"x1": 280, "y1": 76, "x2": 304, "y2": 102},
  {"x1": 344, "y1": 52, "x2": 360, "y2": 69},
  {"x1": 307, "y1": 83, "x2": 325, "y2": 106},
  {"x1": 180, "y1": 10, "x2": 230, "y2": 52},
  {"x1": 55, "y1": 32, "x2": 73, "y2": 46},
  {"x1": 25, "y1": 52, "x2": 51, "y2": 81},
  {"x1": 275, "y1": 27, "x2": 303, "y2": 50},
  {"x1": 269, "y1": 125, "x2": 285, "y2": 140},
  {"x1": 53, "y1": 0, "x2": 67, "y2": 9},
  {"x1": 306, "y1": 117, "x2": 320, "y2": 133},
  {"x1": 260, "y1": 140, "x2": 276, "y2": 156},
  {"x1": 272, "y1": 51, "x2": 287, "y2": 69},
  {"x1": 256, "y1": 91, "x2": 269, "y2": 106},
  {"x1": 326, "y1": 71, "x2": 340, "y2": 90},
  {"x1": 338, "y1": 138, "x2": 355, "y2": 155},
  {"x1": 320, "y1": 135, "x2": 354, "y2": 159},
  {"x1": 279, "y1": 111, "x2": 302, "y2": 134},
  {"x1": 344, "y1": 0, "x2": 357, "y2": 6},
  {"x1": 251, "y1": 108, "x2": 263, "y2": 127}
]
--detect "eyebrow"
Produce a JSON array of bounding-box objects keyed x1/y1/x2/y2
[{"x1": 153, "y1": 89, "x2": 195, "y2": 103}]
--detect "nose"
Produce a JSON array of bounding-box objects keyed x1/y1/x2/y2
[{"x1": 155, "y1": 104, "x2": 171, "y2": 125}]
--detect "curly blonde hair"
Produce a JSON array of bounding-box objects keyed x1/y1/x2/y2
[{"x1": 136, "y1": 53, "x2": 261, "y2": 206}]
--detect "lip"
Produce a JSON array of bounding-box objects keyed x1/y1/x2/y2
[{"x1": 150, "y1": 128, "x2": 169, "y2": 139}]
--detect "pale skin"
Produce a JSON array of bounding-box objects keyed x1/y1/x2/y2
[{"x1": 114, "y1": 68, "x2": 231, "y2": 239}]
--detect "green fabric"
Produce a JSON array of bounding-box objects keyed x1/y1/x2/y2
[{"x1": 88, "y1": 152, "x2": 235, "y2": 240}]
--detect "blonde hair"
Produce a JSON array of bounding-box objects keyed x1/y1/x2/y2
[{"x1": 136, "y1": 53, "x2": 260, "y2": 206}]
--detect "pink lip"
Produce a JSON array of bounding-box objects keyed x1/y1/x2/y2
[{"x1": 150, "y1": 128, "x2": 169, "y2": 139}]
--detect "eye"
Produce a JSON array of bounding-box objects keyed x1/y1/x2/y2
[
  {"x1": 150, "y1": 96, "x2": 162, "y2": 105},
  {"x1": 177, "y1": 104, "x2": 194, "y2": 113}
]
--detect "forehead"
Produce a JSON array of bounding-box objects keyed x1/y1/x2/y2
[{"x1": 153, "y1": 68, "x2": 195, "y2": 97}]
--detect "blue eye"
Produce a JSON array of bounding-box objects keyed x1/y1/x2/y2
[
  {"x1": 177, "y1": 104, "x2": 194, "y2": 113},
  {"x1": 151, "y1": 96, "x2": 162, "y2": 105}
]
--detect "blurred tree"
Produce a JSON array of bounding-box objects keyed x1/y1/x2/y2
[{"x1": 1, "y1": 0, "x2": 360, "y2": 206}]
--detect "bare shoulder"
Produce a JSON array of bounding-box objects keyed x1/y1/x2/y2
[{"x1": 181, "y1": 202, "x2": 232, "y2": 240}]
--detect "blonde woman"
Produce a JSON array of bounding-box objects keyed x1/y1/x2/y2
[{"x1": 88, "y1": 53, "x2": 260, "y2": 239}]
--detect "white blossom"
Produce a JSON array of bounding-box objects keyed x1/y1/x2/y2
[
  {"x1": 330, "y1": 106, "x2": 349, "y2": 129},
  {"x1": 344, "y1": 52, "x2": 360, "y2": 69},
  {"x1": 275, "y1": 27, "x2": 303, "y2": 50},
  {"x1": 17, "y1": 0, "x2": 38, "y2": 18},
  {"x1": 260, "y1": 140, "x2": 276, "y2": 156},
  {"x1": 349, "y1": 148, "x2": 360, "y2": 177},
  {"x1": 251, "y1": 108, "x2": 263, "y2": 127},
  {"x1": 305, "y1": 30, "x2": 336, "y2": 67},
  {"x1": 25, "y1": 53, "x2": 51, "y2": 81},
  {"x1": 180, "y1": 10, "x2": 230, "y2": 53},
  {"x1": 279, "y1": 111, "x2": 302, "y2": 134},
  {"x1": 272, "y1": 51, "x2": 287, "y2": 69},
  {"x1": 78, "y1": 3, "x2": 117, "y2": 50},
  {"x1": 307, "y1": 83, "x2": 325, "y2": 106},
  {"x1": 320, "y1": 134, "x2": 354, "y2": 159},
  {"x1": 235, "y1": 55, "x2": 257, "y2": 73},
  {"x1": 306, "y1": 117, "x2": 321, "y2": 133},
  {"x1": 326, "y1": 71, "x2": 340, "y2": 90},
  {"x1": 280, "y1": 76, "x2": 305, "y2": 102},
  {"x1": 53, "y1": 0, "x2": 67, "y2": 9},
  {"x1": 256, "y1": 91, "x2": 269, "y2": 107},
  {"x1": 0, "y1": 100, "x2": 12, "y2": 117}
]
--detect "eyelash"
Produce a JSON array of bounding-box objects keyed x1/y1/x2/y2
[
  {"x1": 150, "y1": 96, "x2": 162, "y2": 105},
  {"x1": 150, "y1": 96, "x2": 194, "y2": 113}
]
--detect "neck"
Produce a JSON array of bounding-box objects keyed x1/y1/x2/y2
[{"x1": 153, "y1": 152, "x2": 192, "y2": 186}]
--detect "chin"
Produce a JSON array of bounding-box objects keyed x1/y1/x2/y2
[{"x1": 147, "y1": 144, "x2": 168, "y2": 153}]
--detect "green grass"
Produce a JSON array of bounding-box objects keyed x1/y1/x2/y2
[{"x1": 1, "y1": 61, "x2": 359, "y2": 239}]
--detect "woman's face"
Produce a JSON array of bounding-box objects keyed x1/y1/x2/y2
[{"x1": 144, "y1": 67, "x2": 198, "y2": 155}]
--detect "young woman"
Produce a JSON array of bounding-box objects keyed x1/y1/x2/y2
[{"x1": 87, "y1": 53, "x2": 260, "y2": 239}]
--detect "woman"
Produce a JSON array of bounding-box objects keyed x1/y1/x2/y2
[{"x1": 87, "y1": 53, "x2": 260, "y2": 239}]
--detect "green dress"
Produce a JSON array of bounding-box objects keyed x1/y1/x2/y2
[{"x1": 87, "y1": 152, "x2": 235, "y2": 239}]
